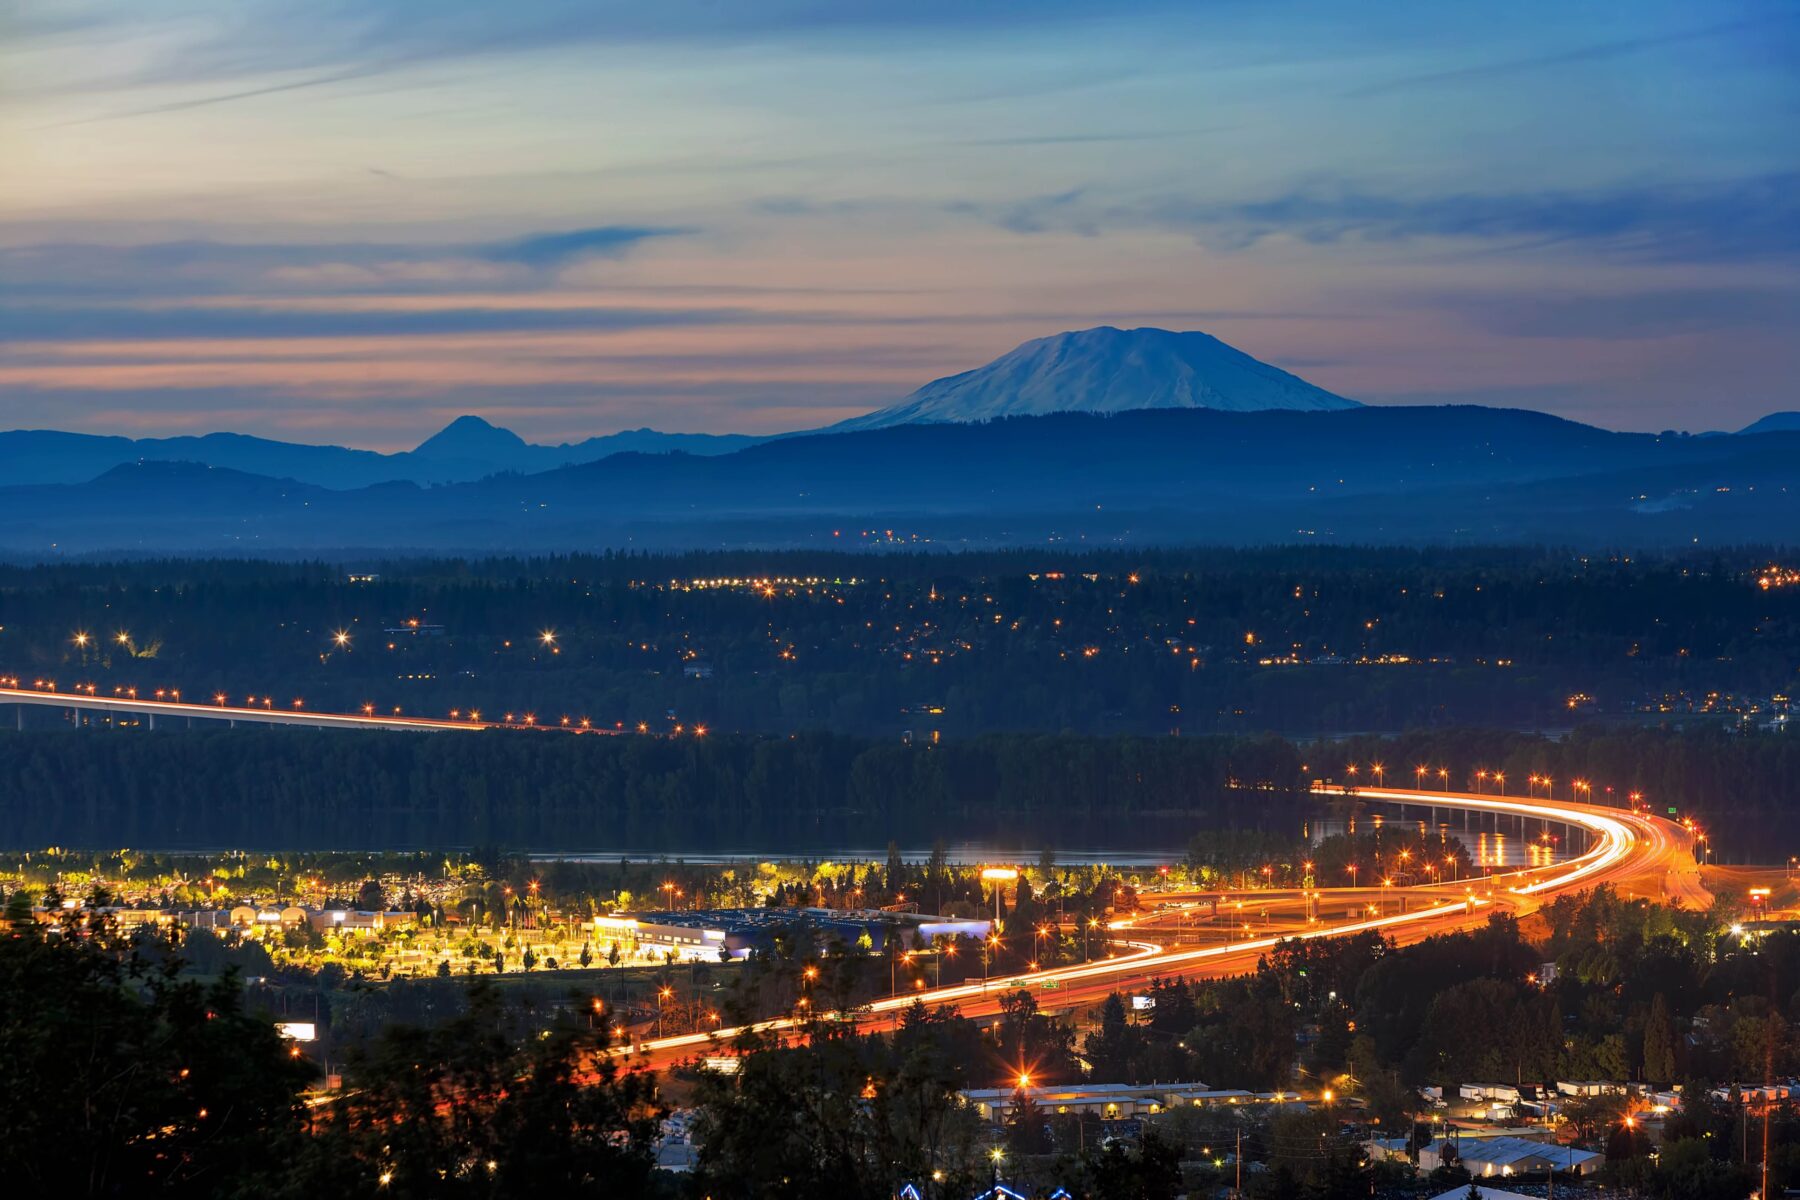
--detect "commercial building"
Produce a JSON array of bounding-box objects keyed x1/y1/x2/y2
[
  {"x1": 961, "y1": 1082, "x2": 1298, "y2": 1124},
  {"x1": 592, "y1": 907, "x2": 990, "y2": 962},
  {"x1": 1419, "y1": 1136, "x2": 1602, "y2": 1178}
]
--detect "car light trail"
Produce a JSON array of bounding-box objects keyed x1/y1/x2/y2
[
  {"x1": 0, "y1": 681, "x2": 619, "y2": 735},
  {"x1": 611, "y1": 785, "x2": 1693, "y2": 1068}
]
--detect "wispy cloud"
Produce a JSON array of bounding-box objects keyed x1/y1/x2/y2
[
  {"x1": 0, "y1": 302, "x2": 747, "y2": 342},
  {"x1": 1425, "y1": 286, "x2": 1800, "y2": 341},
  {"x1": 18, "y1": 0, "x2": 1191, "y2": 96},
  {"x1": 1182, "y1": 174, "x2": 1800, "y2": 261},
  {"x1": 484, "y1": 226, "x2": 694, "y2": 268},
  {"x1": 42, "y1": 65, "x2": 387, "y2": 127},
  {"x1": 949, "y1": 129, "x2": 1221, "y2": 147},
  {"x1": 950, "y1": 173, "x2": 1800, "y2": 263},
  {"x1": 1347, "y1": 14, "x2": 1789, "y2": 98},
  {"x1": 0, "y1": 227, "x2": 691, "y2": 298}
]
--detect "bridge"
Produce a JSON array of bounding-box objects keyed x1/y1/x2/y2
[{"x1": 0, "y1": 681, "x2": 604, "y2": 734}]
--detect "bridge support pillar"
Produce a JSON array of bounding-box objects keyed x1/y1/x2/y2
[{"x1": 147, "y1": 712, "x2": 156, "y2": 731}]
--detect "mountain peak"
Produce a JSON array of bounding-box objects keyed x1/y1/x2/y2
[
  {"x1": 834, "y1": 326, "x2": 1360, "y2": 430},
  {"x1": 412, "y1": 415, "x2": 531, "y2": 460}
]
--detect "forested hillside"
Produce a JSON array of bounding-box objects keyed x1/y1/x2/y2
[{"x1": 2, "y1": 547, "x2": 1794, "y2": 737}]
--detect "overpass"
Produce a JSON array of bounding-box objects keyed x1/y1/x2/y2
[{"x1": 612, "y1": 783, "x2": 1705, "y2": 1069}]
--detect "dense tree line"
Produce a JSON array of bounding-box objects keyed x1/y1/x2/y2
[
  {"x1": 1, "y1": 547, "x2": 1794, "y2": 736},
  {"x1": 0, "y1": 728, "x2": 1306, "y2": 849},
  {"x1": 4, "y1": 722, "x2": 1798, "y2": 855},
  {"x1": 0, "y1": 913, "x2": 669, "y2": 1199}
]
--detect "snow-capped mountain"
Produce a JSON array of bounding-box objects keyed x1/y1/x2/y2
[{"x1": 831, "y1": 326, "x2": 1359, "y2": 430}]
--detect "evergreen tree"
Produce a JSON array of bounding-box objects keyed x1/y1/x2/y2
[{"x1": 1644, "y1": 993, "x2": 1677, "y2": 1082}]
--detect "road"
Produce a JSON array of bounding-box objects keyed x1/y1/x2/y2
[
  {"x1": 612, "y1": 784, "x2": 1705, "y2": 1071},
  {"x1": 0, "y1": 681, "x2": 609, "y2": 734}
]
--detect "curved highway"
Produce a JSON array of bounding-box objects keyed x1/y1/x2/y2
[{"x1": 614, "y1": 784, "x2": 1705, "y2": 1069}]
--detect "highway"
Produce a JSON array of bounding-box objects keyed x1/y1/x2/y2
[
  {"x1": 0, "y1": 683, "x2": 1702, "y2": 1074},
  {"x1": 0, "y1": 681, "x2": 609, "y2": 734},
  {"x1": 613, "y1": 784, "x2": 1706, "y2": 1070}
]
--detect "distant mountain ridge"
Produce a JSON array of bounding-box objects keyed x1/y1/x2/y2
[
  {"x1": 831, "y1": 326, "x2": 1359, "y2": 431},
  {"x1": 0, "y1": 418, "x2": 764, "y2": 489},
  {"x1": 0, "y1": 325, "x2": 1360, "y2": 486},
  {"x1": 1741, "y1": 412, "x2": 1800, "y2": 435},
  {"x1": 4, "y1": 405, "x2": 1797, "y2": 553},
  {"x1": 4, "y1": 325, "x2": 1791, "y2": 553}
]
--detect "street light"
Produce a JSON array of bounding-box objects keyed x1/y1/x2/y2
[{"x1": 980, "y1": 867, "x2": 1018, "y2": 925}]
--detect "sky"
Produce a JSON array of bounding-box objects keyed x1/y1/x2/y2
[{"x1": 2, "y1": 0, "x2": 1796, "y2": 449}]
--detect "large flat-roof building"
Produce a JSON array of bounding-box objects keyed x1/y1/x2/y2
[
  {"x1": 593, "y1": 907, "x2": 990, "y2": 961},
  {"x1": 962, "y1": 1082, "x2": 1299, "y2": 1124}
]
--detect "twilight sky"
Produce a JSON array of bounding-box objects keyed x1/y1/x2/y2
[{"x1": 3, "y1": 0, "x2": 1796, "y2": 448}]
